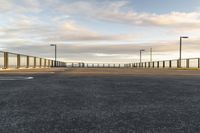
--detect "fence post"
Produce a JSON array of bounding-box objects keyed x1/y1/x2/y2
[
  {"x1": 157, "y1": 61, "x2": 159, "y2": 68},
  {"x1": 169, "y1": 60, "x2": 172, "y2": 68},
  {"x1": 34, "y1": 57, "x2": 36, "y2": 68},
  {"x1": 177, "y1": 60, "x2": 179, "y2": 68},
  {"x1": 52, "y1": 60, "x2": 54, "y2": 67},
  {"x1": 163, "y1": 61, "x2": 165, "y2": 68},
  {"x1": 198, "y1": 58, "x2": 200, "y2": 68},
  {"x1": 26, "y1": 56, "x2": 29, "y2": 68},
  {"x1": 186, "y1": 59, "x2": 189, "y2": 68},
  {"x1": 4, "y1": 52, "x2": 8, "y2": 69},
  {"x1": 17, "y1": 54, "x2": 20, "y2": 69},
  {"x1": 40, "y1": 58, "x2": 42, "y2": 68},
  {"x1": 51, "y1": 60, "x2": 53, "y2": 67},
  {"x1": 153, "y1": 62, "x2": 155, "y2": 68}
]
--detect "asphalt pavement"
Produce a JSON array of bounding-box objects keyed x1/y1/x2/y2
[{"x1": 0, "y1": 68, "x2": 200, "y2": 133}]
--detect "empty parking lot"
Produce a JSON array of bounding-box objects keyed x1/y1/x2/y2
[{"x1": 1, "y1": 68, "x2": 200, "y2": 133}]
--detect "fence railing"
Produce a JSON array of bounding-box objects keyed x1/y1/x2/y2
[
  {"x1": 85, "y1": 63, "x2": 122, "y2": 68},
  {"x1": 126, "y1": 58, "x2": 200, "y2": 69},
  {"x1": 66, "y1": 63, "x2": 125, "y2": 68},
  {"x1": 0, "y1": 51, "x2": 67, "y2": 69},
  {"x1": 0, "y1": 51, "x2": 130, "y2": 69}
]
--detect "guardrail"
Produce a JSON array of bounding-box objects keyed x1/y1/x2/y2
[
  {"x1": 0, "y1": 51, "x2": 129, "y2": 69},
  {"x1": 66, "y1": 63, "x2": 125, "y2": 68},
  {"x1": 127, "y1": 58, "x2": 200, "y2": 69},
  {"x1": 85, "y1": 63, "x2": 122, "y2": 68},
  {"x1": 0, "y1": 51, "x2": 67, "y2": 69}
]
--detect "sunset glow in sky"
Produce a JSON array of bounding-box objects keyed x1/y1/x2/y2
[{"x1": 1, "y1": 0, "x2": 200, "y2": 63}]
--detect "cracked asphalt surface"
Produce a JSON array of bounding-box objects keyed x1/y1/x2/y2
[{"x1": 1, "y1": 68, "x2": 200, "y2": 133}]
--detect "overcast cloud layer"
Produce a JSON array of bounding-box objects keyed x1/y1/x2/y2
[{"x1": 1, "y1": 0, "x2": 200, "y2": 63}]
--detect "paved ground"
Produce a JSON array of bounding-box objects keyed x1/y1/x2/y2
[{"x1": 1, "y1": 68, "x2": 200, "y2": 133}]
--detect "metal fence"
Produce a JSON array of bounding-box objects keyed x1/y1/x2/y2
[
  {"x1": 0, "y1": 51, "x2": 67, "y2": 69},
  {"x1": 85, "y1": 63, "x2": 122, "y2": 68},
  {"x1": 65, "y1": 62, "x2": 125, "y2": 68},
  {"x1": 127, "y1": 58, "x2": 200, "y2": 69},
  {"x1": 0, "y1": 51, "x2": 129, "y2": 69}
]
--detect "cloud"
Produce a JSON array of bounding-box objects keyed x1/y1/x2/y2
[
  {"x1": 0, "y1": 1, "x2": 13, "y2": 12},
  {"x1": 3, "y1": 36, "x2": 200, "y2": 63},
  {"x1": 0, "y1": 14, "x2": 136, "y2": 44},
  {"x1": 6, "y1": 38, "x2": 199, "y2": 56},
  {"x1": 57, "y1": 1, "x2": 200, "y2": 30},
  {"x1": 3, "y1": 1, "x2": 200, "y2": 30},
  {"x1": 0, "y1": 0, "x2": 42, "y2": 13},
  {"x1": 1, "y1": 0, "x2": 200, "y2": 63}
]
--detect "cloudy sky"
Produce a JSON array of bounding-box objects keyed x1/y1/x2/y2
[{"x1": 1, "y1": 0, "x2": 200, "y2": 63}]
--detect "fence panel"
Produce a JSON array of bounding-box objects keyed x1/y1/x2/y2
[
  {"x1": 165, "y1": 61, "x2": 169, "y2": 68},
  {"x1": 0, "y1": 52, "x2": 4, "y2": 69},
  {"x1": 20, "y1": 55, "x2": 27, "y2": 68},
  {"x1": 8, "y1": 53, "x2": 17, "y2": 68},
  {"x1": 150, "y1": 62, "x2": 153, "y2": 68},
  {"x1": 29, "y1": 57, "x2": 34, "y2": 68},
  {"x1": 189, "y1": 58, "x2": 198, "y2": 68},
  {"x1": 181, "y1": 59, "x2": 187, "y2": 68},
  {"x1": 159, "y1": 61, "x2": 163, "y2": 68},
  {"x1": 36, "y1": 58, "x2": 40, "y2": 67},
  {"x1": 171, "y1": 60, "x2": 177, "y2": 68}
]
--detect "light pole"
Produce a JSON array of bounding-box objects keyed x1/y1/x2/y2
[
  {"x1": 150, "y1": 48, "x2": 152, "y2": 62},
  {"x1": 179, "y1": 36, "x2": 189, "y2": 68},
  {"x1": 50, "y1": 44, "x2": 57, "y2": 67},
  {"x1": 140, "y1": 49, "x2": 145, "y2": 67}
]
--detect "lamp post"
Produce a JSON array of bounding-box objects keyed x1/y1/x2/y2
[
  {"x1": 50, "y1": 44, "x2": 57, "y2": 67},
  {"x1": 179, "y1": 36, "x2": 189, "y2": 68},
  {"x1": 140, "y1": 49, "x2": 145, "y2": 67},
  {"x1": 150, "y1": 47, "x2": 152, "y2": 62}
]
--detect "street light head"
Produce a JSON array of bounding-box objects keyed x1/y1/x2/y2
[
  {"x1": 181, "y1": 36, "x2": 189, "y2": 39},
  {"x1": 140, "y1": 49, "x2": 145, "y2": 51},
  {"x1": 50, "y1": 44, "x2": 56, "y2": 46}
]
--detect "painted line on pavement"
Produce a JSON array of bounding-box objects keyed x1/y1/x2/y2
[{"x1": 0, "y1": 76, "x2": 34, "y2": 81}]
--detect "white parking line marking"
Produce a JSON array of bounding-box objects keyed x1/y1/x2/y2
[{"x1": 0, "y1": 76, "x2": 34, "y2": 80}]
